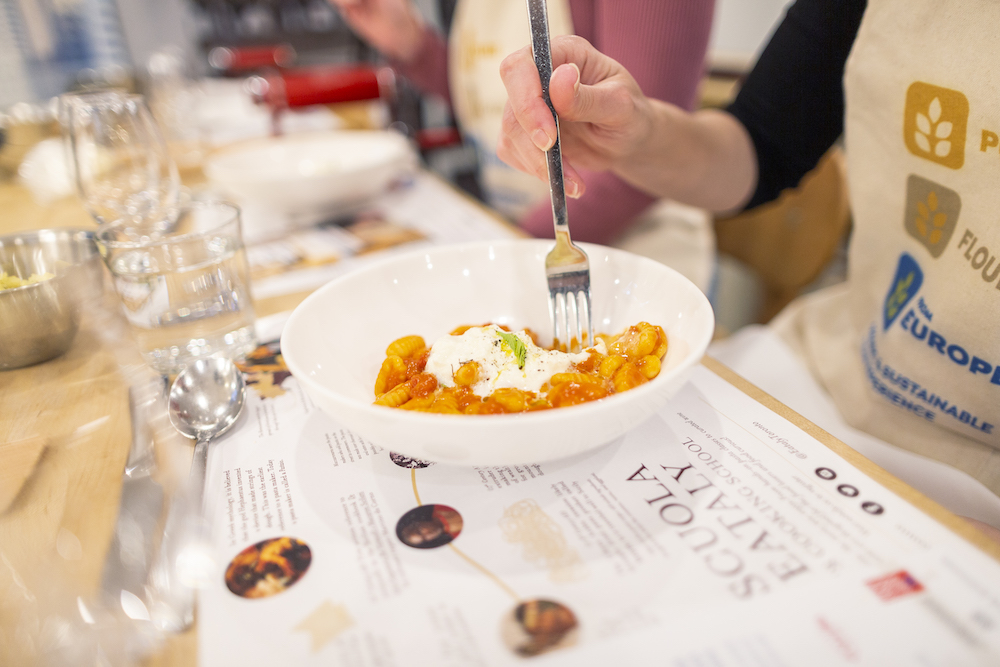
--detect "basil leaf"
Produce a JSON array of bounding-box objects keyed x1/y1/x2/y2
[{"x1": 498, "y1": 331, "x2": 527, "y2": 369}]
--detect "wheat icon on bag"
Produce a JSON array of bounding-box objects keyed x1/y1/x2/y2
[
  {"x1": 914, "y1": 190, "x2": 948, "y2": 245},
  {"x1": 914, "y1": 97, "x2": 953, "y2": 158}
]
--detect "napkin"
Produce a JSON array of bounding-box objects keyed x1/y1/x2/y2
[{"x1": 17, "y1": 138, "x2": 74, "y2": 205}]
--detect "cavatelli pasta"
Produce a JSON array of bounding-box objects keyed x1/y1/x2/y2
[
  {"x1": 612, "y1": 362, "x2": 647, "y2": 393},
  {"x1": 386, "y1": 335, "x2": 426, "y2": 359},
  {"x1": 637, "y1": 354, "x2": 661, "y2": 380},
  {"x1": 453, "y1": 361, "x2": 481, "y2": 386},
  {"x1": 610, "y1": 322, "x2": 660, "y2": 360},
  {"x1": 373, "y1": 322, "x2": 668, "y2": 413},
  {"x1": 598, "y1": 355, "x2": 625, "y2": 378},
  {"x1": 491, "y1": 388, "x2": 529, "y2": 413},
  {"x1": 375, "y1": 383, "x2": 411, "y2": 407},
  {"x1": 374, "y1": 355, "x2": 408, "y2": 395}
]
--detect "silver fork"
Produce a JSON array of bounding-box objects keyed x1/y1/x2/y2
[{"x1": 526, "y1": 0, "x2": 593, "y2": 352}]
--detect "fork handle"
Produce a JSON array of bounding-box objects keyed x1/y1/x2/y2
[{"x1": 526, "y1": 0, "x2": 569, "y2": 237}]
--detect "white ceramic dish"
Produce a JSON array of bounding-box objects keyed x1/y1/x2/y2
[
  {"x1": 281, "y1": 239, "x2": 715, "y2": 466},
  {"x1": 204, "y1": 129, "x2": 417, "y2": 222}
]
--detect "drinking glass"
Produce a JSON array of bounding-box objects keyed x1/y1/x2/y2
[
  {"x1": 61, "y1": 90, "x2": 181, "y2": 228},
  {"x1": 96, "y1": 200, "x2": 258, "y2": 374},
  {"x1": 147, "y1": 48, "x2": 206, "y2": 169}
]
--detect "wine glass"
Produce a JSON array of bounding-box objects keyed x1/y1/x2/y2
[{"x1": 60, "y1": 90, "x2": 181, "y2": 228}]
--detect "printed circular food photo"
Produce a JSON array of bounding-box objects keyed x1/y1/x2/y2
[
  {"x1": 388, "y1": 451, "x2": 434, "y2": 468},
  {"x1": 501, "y1": 599, "x2": 579, "y2": 658},
  {"x1": 395, "y1": 504, "x2": 464, "y2": 549},
  {"x1": 224, "y1": 536, "x2": 313, "y2": 599},
  {"x1": 281, "y1": 239, "x2": 714, "y2": 466}
]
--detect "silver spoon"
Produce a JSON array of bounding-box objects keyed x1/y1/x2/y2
[
  {"x1": 168, "y1": 355, "x2": 247, "y2": 516},
  {"x1": 149, "y1": 356, "x2": 246, "y2": 632}
]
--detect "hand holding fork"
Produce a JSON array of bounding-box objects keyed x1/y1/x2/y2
[{"x1": 525, "y1": 0, "x2": 594, "y2": 352}]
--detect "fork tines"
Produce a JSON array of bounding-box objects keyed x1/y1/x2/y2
[{"x1": 547, "y1": 268, "x2": 593, "y2": 352}]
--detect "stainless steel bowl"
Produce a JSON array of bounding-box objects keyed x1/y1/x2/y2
[{"x1": 0, "y1": 228, "x2": 105, "y2": 370}]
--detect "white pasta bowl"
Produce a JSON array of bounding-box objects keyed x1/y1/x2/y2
[{"x1": 281, "y1": 239, "x2": 715, "y2": 466}]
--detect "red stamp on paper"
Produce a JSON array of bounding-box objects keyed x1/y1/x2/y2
[{"x1": 866, "y1": 570, "x2": 924, "y2": 601}]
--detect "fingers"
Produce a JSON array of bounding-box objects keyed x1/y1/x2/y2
[
  {"x1": 498, "y1": 102, "x2": 548, "y2": 181},
  {"x1": 497, "y1": 102, "x2": 586, "y2": 198},
  {"x1": 499, "y1": 45, "x2": 558, "y2": 151},
  {"x1": 498, "y1": 36, "x2": 622, "y2": 199},
  {"x1": 500, "y1": 36, "x2": 611, "y2": 148},
  {"x1": 561, "y1": 160, "x2": 585, "y2": 198}
]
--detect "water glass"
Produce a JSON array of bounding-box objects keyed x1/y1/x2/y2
[
  {"x1": 96, "y1": 200, "x2": 257, "y2": 374},
  {"x1": 61, "y1": 90, "x2": 181, "y2": 227}
]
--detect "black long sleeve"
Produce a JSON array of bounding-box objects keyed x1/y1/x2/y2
[{"x1": 726, "y1": 0, "x2": 867, "y2": 210}]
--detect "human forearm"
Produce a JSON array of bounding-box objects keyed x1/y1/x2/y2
[
  {"x1": 616, "y1": 103, "x2": 758, "y2": 214},
  {"x1": 596, "y1": 0, "x2": 754, "y2": 215},
  {"x1": 389, "y1": 27, "x2": 451, "y2": 102},
  {"x1": 329, "y1": 0, "x2": 427, "y2": 63}
]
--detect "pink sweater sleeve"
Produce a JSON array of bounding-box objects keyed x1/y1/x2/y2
[
  {"x1": 391, "y1": 26, "x2": 452, "y2": 104},
  {"x1": 519, "y1": 0, "x2": 715, "y2": 244}
]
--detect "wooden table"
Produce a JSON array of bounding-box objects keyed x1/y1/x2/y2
[{"x1": 3, "y1": 173, "x2": 999, "y2": 667}]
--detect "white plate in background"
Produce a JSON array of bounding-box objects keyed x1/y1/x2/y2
[{"x1": 205, "y1": 130, "x2": 418, "y2": 240}]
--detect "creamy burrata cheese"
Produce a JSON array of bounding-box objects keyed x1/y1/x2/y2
[{"x1": 424, "y1": 324, "x2": 605, "y2": 397}]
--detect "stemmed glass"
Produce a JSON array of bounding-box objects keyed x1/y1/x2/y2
[{"x1": 60, "y1": 90, "x2": 181, "y2": 229}]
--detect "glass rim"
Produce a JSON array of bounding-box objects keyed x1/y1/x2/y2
[
  {"x1": 95, "y1": 199, "x2": 242, "y2": 249},
  {"x1": 59, "y1": 89, "x2": 146, "y2": 115}
]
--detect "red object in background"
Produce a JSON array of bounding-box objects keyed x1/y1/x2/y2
[
  {"x1": 249, "y1": 65, "x2": 395, "y2": 109},
  {"x1": 280, "y1": 66, "x2": 389, "y2": 108},
  {"x1": 247, "y1": 64, "x2": 462, "y2": 150},
  {"x1": 209, "y1": 44, "x2": 296, "y2": 74},
  {"x1": 415, "y1": 126, "x2": 463, "y2": 152},
  {"x1": 247, "y1": 65, "x2": 396, "y2": 136}
]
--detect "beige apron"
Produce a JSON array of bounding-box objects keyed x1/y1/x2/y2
[
  {"x1": 448, "y1": 0, "x2": 573, "y2": 220},
  {"x1": 773, "y1": 0, "x2": 1000, "y2": 493}
]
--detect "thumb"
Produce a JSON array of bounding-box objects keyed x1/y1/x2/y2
[
  {"x1": 548, "y1": 63, "x2": 581, "y2": 118},
  {"x1": 550, "y1": 61, "x2": 627, "y2": 127}
]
